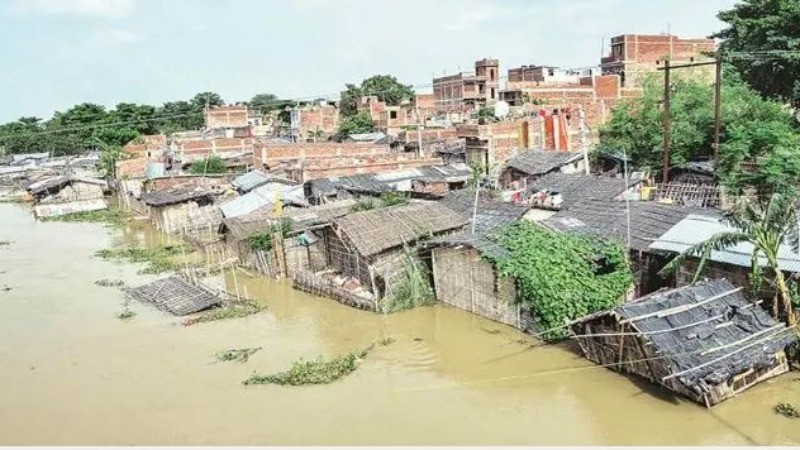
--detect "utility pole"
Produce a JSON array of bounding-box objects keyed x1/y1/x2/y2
[
  {"x1": 662, "y1": 59, "x2": 671, "y2": 184},
  {"x1": 415, "y1": 103, "x2": 424, "y2": 158},
  {"x1": 578, "y1": 106, "x2": 590, "y2": 175},
  {"x1": 713, "y1": 51, "x2": 723, "y2": 162}
]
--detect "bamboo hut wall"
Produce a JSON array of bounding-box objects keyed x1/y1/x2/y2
[
  {"x1": 432, "y1": 247, "x2": 521, "y2": 329},
  {"x1": 324, "y1": 227, "x2": 373, "y2": 289}
]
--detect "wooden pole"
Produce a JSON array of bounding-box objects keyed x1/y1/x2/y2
[
  {"x1": 713, "y1": 52, "x2": 723, "y2": 163},
  {"x1": 662, "y1": 59, "x2": 671, "y2": 184}
]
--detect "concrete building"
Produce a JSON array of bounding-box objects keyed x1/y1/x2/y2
[
  {"x1": 433, "y1": 58, "x2": 500, "y2": 114},
  {"x1": 506, "y1": 65, "x2": 600, "y2": 89},
  {"x1": 600, "y1": 34, "x2": 717, "y2": 87}
]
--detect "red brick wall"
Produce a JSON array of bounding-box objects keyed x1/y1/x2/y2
[
  {"x1": 205, "y1": 106, "x2": 249, "y2": 128},
  {"x1": 146, "y1": 175, "x2": 236, "y2": 191},
  {"x1": 294, "y1": 156, "x2": 444, "y2": 181},
  {"x1": 116, "y1": 157, "x2": 148, "y2": 179},
  {"x1": 254, "y1": 142, "x2": 391, "y2": 168},
  {"x1": 297, "y1": 106, "x2": 340, "y2": 137}
]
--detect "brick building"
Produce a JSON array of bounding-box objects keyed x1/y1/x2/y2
[
  {"x1": 204, "y1": 105, "x2": 249, "y2": 129},
  {"x1": 290, "y1": 103, "x2": 340, "y2": 141},
  {"x1": 600, "y1": 34, "x2": 716, "y2": 87},
  {"x1": 175, "y1": 137, "x2": 254, "y2": 163},
  {"x1": 285, "y1": 153, "x2": 444, "y2": 182},
  {"x1": 252, "y1": 142, "x2": 391, "y2": 170},
  {"x1": 506, "y1": 65, "x2": 600, "y2": 89},
  {"x1": 121, "y1": 134, "x2": 167, "y2": 159},
  {"x1": 433, "y1": 58, "x2": 500, "y2": 114}
]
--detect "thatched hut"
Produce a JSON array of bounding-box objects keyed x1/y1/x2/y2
[
  {"x1": 570, "y1": 279, "x2": 796, "y2": 406},
  {"x1": 499, "y1": 150, "x2": 584, "y2": 189},
  {"x1": 141, "y1": 187, "x2": 217, "y2": 234},
  {"x1": 322, "y1": 202, "x2": 468, "y2": 303},
  {"x1": 425, "y1": 191, "x2": 532, "y2": 329}
]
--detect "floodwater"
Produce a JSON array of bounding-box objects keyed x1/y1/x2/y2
[{"x1": 1, "y1": 202, "x2": 800, "y2": 446}]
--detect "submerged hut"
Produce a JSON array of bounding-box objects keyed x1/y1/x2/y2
[
  {"x1": 306, "y1": 202, "x2": 467, "y2": 309},
  {"x1": 124, "y1": 276, "x2": 223, "y2": 316},
  {"x1": 27, "y1": 175, "x2": 108, "y2": 218},
  {"x1": 570, "y1": 279, "x2": 796, "y2": 406},
  {"x1": 141, "y1": 187, "x2": 217, "y2": 234},
  {"x1": 425, "y1": 190, "x2": 532, "y2": 328}
]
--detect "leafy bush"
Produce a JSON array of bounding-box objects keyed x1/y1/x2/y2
[
  {"x1": 350, "y1": 197, "x2": 379, "y2": 212},
  {"x1": 43, "y1": 209, "x2": 132, "y2": 227},
  {"x1": 247, "y1": 218, "x2": 294, "y2": 252},
  {"x1": 380, "y1": 246, "x2": 434, "y2": 313},
  {"x1": 216, "y1": 347, "x2": 262, "y2": 363},
  {"x1": 486, "y1": 222, "x2": 632, "y2": 340},
  {"x1": 190, "y1": 156, "x2": 226, "y2": 174},
  {"x1": 379, "y1": 191, "x2": 410, "y2": 207}
]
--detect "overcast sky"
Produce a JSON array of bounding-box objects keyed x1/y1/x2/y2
[{"x1": 0, "y1": 0, "x2": 738, "y2": 122}]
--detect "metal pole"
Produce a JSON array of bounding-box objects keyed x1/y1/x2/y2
[
  {"x1": 713, "y1": 52, "x2": 722, "y2": 163},
  {"x1": 662, "y1": 59, "x2": 671, "y2": 184},
  {"x1": 579, "y1": 106, "x2": 590, "y2": 175},
  {"x1": 416, "y1": 103, "x2": 424, "y2": 158}
]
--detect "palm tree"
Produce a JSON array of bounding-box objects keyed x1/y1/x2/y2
[{"x1": 662, "y1": 193, "x2": 798, "y2": 326}]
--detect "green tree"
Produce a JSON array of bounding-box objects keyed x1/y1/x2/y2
[
  {"x1": 662, "y1": 194, "x2": 798, "y2": 326},
  {"x1": 190, "y1": 156, "x2": 226, "y2": 174},
  {"x1": 191, "y1": 92, "x2": 224, "y2": 110},
  {"x1": 715, "y1": 0, "x2": 800, "y2": 107},
  {"x1": 599, "y1": 70, "x2": 800, "y2": 197},
  {"x1": 339, "y1": 75, "x2": 414, "y2": 117},
  {"x1": 249, "y1": 93, "x2": 293, "y2": 115},
  {"x1": 336, "y1": 112, "x2": 375, "y2": 138},
  {"x1": 156, "y1": 100, "x2": 197, "y2": 133},
  {"x1": 108, "y1": 103, "x2": 157, "y2": 135}
]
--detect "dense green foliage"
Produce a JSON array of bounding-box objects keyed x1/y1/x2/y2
[
  {"x1": 350, "y1": 192, "x2": 410, "y2": 212},
  {"x1": 380, "y1": 246, "x2": 434, "y2": 313},
  {"x1": 190, "y1": 155, "x2": 227, "y2": 174},
  {"x1": 336, "y1": 112, "x2": 375, "y2": 138},
  {"x1": 0, "y1": 92, "x2": 225, "y2": 156},
  {"x1": 243, "y1": 346, "x2": 373, "y2": 386},
  {"x1": 599, "y1": 70, "x2": 800, "y2": 197},
  {"x1": 486, "y1": 222, "x2": 632, "y2": 340},
  {"x1": 378, "y1": 191, "x2": 410, "y2": 207},
  {"x1": 340, "y1": 75, "x2": 415, "y2": 117},
  {"x1": 715, "y1": 0, "x2": 800, "y2": 107}
]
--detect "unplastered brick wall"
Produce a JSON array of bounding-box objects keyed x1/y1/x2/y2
[
  {"x1": 178, "y1": 138, "x2": 254, "y2": 161},
  {"x1": 116, "y1": 157, "x2": 149, "y2": 179},
  {"x1": 254, "y1": 142, "x2": 391, "y2": 168},
  {"x1": 146, "y1": 174, "x2": 236, "y2": 191},
  {"x1": 290, "y1": 155, "x2": 444, "y2": 181},
  {"x1": 297, "y1": 106, "x2": 340, "y2": 137},
  {"x1": 205, "y1": 106, "x2": 249, "y2": 129}
]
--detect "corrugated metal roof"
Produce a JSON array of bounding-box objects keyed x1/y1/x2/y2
[
  {"x1": 649, "y1": 214, "x2": 800, "y2": 273},
  {"x1": 218, "y1": 183, "x2": 307, "y2": 218},
  {"x1": 231, "y1": 171, "x2": 271, "y2": 193}
]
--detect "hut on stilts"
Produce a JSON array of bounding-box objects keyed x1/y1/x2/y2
[{"x1": 569, "y1": 279, "x2": 797, "y2": 406}]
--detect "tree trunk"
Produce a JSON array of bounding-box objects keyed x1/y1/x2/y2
[{"x1": 773, "y1": 268, "x2": 796, "y2": 326}]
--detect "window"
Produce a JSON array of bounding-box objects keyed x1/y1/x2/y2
[
  {"x1": 490, "y1": 68, "x2": 496, "y2": 80},
  {"x1": 490, "y1": 88, "x2": 496, "y2": 98},
  {"x1": 389, "y1": 110, "x2": 398, "y2": 119}
]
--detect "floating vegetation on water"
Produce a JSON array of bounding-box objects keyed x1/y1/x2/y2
[
  {"x1": 216, "y1": 347, "x2": 263, "y2": 363},
  {"x1": 95, "y1": 244, "x2": 192, "y2": 274},
  {"x1": 42, "y1": 209, "x2": 133, "y2": 227},
  {"x1": 182, "y1": 298, "x2": 265, "y2": 326},
  {"x1": 378, "y1": 337, "x2": 396, "y2": 346},
  {"x1": 94, "y1": 278, "x2": 125, "y2": 287},
  {"x1": 243, "y1": 345, "x2": 374, "y2": 386},
  {"x1": 776, "y1": 403, "x2": 800, "y2": 419},
  {"x1": 1, "y1": 284, "x2": 12, "y2": 292},
  {"x1": 0, "y1": 240, "x2": 11, "y2": 246}
]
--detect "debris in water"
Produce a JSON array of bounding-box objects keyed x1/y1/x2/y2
[
  {"x1": 2, "y1": 285, "x2": 12, "y2": 292},
  {"x1": 0, "y1": 240, "x2": 11, "y2": 246},
  {"x1": 117, "y1": 309, "x2": 136, "y2": 320},
  {"x1": 216, "y1": 347, "x2": 262, "y2": 363},
  {"x1": 378, "y1": 337, "x2": 396, "y2": 346},
  {"x1": 182, "y1": 299, "x2": 265, "y2": 326},
  {"x1": 413, "y1": 337, "x2": 423, "y2": 342},
  {"x1": 95, "y1": 279, "x2": 125, "y2": 287},
  {"x1": 482, "y1": 328, "x2": 501, "y2": 335},
  {"x1": 243, "y1": 345, "x2": 374, "y2": 386},
  {"x1": 776, "y1": 403, "x2": 800, "y2": 419}
]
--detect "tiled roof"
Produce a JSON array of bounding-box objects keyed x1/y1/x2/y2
[
  {"x1": 527, "y1": 172, "x2": 643, "y2": 208},
  {"x1": 306, "y1": 164, "x2": 471, "y2": 198},
  {"x1": 504, "y1": 150, "x2": 583, "y2": 176},
  {"x1": 541, "y1": 199, "x2": 715, "y2": 251},
  {"x1": 141, "y1": 187, "x2": 213, "y2": 207}
]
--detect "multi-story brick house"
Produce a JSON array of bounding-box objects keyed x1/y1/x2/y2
[{"x1": 433, "y1": 58, "x2": 500, "y2": 115}]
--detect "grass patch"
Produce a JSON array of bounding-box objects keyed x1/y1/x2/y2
[
  {"x1": 95, "y1": 278, "x2": 125, "y2": 287},
  {"x1": 42, "y1": 209, "x2": 132, "y2": 227},
  {"x1": 216, "y1": 347, "x2": 262, "y2": 363},
  {"x1": 776, "y1": 403, "x2": 800, "y2": 419},
  {"x1": 379, "y1": 246, "x2": 434, "y2": 313},
  {"x1": 182, "y1": 299, "x2": 265, "y2": 326},
  {"x1": 95, "y1": 243, "x2": 192, "y2": 274},
  {"x1": 243, "y1": 345, "x2": 374, "y2": 386}
]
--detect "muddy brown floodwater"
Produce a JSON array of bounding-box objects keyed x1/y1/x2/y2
[{"x1": 1, "y1": 202, "x2": 800, "y2": 445}]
